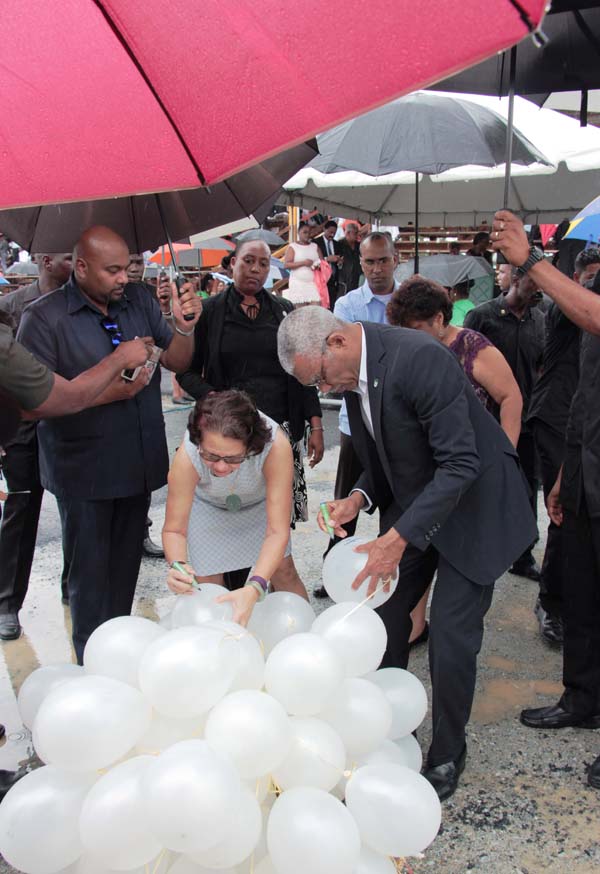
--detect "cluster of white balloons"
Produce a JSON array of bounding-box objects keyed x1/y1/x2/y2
[{"x1": 0, "y1": 579, "x2": 441, "y2": 874}]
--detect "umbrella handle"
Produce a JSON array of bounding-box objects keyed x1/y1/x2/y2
[{"x1": 155, "y1": 194, "x2": 195, "y2": 321}]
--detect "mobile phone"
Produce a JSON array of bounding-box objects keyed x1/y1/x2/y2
[{"x1": 122, "y1": 344, "x2": 161, "y2": 382}]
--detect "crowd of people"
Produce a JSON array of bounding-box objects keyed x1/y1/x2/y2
[{"x1": 0, "y1": 208, "x2": 600, "y2": 808}]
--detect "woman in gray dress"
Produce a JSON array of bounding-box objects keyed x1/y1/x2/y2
[{"x1": 163, "y1": 390, "x2": 294, "y2": 625}]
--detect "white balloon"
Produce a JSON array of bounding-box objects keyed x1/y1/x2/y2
[
  {"x1": 138, "y1": 626, "x2": 239, "y2": 717},
  {"x1": 252, "y1": 859, "x2": 276, "y2": 874},
  {"x1": 17, "y1": 664, "x2": 84, "y2": 729},
  {"x1": 353, "y1": 847, "x2": 397, "y2": 874},
  {"x1": 267, "y1": 787, "x2": 360, "y2": 874},
  {"x1": 159, "y1": 612, "x2": 173, "y2": 629},
  {"x1": 142, "y1": 739, "x2": 241, "y2": 853},
  {"x1": 345, "y1": 764, "x2": 441, "y2": 857},
  {"x1": 264, "y1": 633, "x2": 344, "y2": 716},
  {"x1": 319, "y1": 678, "x2": 392, "y2": 759},
  {"x1": 33, "y1": 676, "x2": 152, "y2": 771},
  {"x1": 0, "y1": 765, "x2": 95, "y2": 874},
  {"x1": 83, "y1": 616, "x2": 165, "y2": 688},
  {"x1": 205, "y1": 620, "x2": 265, "y2": 691},
  {"x1": 171, "y1": 585, "x2": 233, "y2": 628},
  {"x1": 248, "y1": 592, "x2": 316, "y2": 655},
  {"x1": 321, "y1": 538, "x2": 398, "y2": 609},
  {"x1": 271, "y1": 717, "x2": 346, "y2": 792},
  {"x1": 244, "y1": 773, "x2": 271, "y2": 804},
  {"x1": 79, "y1": 756, "x2": 162, "y2": 870},
  {"x1": 135, "y1": 711, "x2": 206, "y2": 753},
  {"x1": 189, "y1": 784, "x2": 262, "y2": 868},
  {"x1": 68, "y1": 849, "x2": 175, "y2": 874},
  {"x1": 236, "y1": 800, "x2": 271, "y2": 874},
  {"x1": 365, "y1": 668, "x2": 428, "y2": 738},
  {"x1": 205, "y1": 690, "x2": 291, "y2": 778},
  {"x1": 361, "y1": 736, "x2": 422, "y2": 773},
  {"x1": 169, "y1": 860, "x2": 236, "y2": 874},
  {"x1": 311, "y1": 602, "x2": 387, "y2": 677}
]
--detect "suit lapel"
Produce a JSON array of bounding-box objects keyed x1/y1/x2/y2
[{"x1": 362, "y1": 322, "x2": 394, "y2": 488}]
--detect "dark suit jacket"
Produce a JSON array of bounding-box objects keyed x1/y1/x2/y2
[
  {"x1": 348, "y1": 322, "x2": 536, "y2": 586},
  {"x1": 177, "y1": 286, "x2": 321, "y2": 443}
]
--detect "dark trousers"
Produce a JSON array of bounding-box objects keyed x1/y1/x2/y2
[
  {"x1": 532, "y1": 421, "x2": 565, "y2": 616},
  {"x1": 323, "y1": 432, "x2": 364, "y2": 559},
  {"x1": 514, "y1": 430, "x2": 539, "y2": 566},
  {"x1": 376, "y1": 540, "x2": 494, "y2": 765},
  {"x1": 559, "y1": 499, "x2": 600, "y2": 716},
  {"x1": 57, "y1": 494, "x2": 148, "y2": 663},
  {"x1": 0, "y1": 434, "x2": 44, "y2": 614}
]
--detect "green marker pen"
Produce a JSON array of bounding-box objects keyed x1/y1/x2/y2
[
  {"x1": 320, "y1": 502, "x2": 334, "y2": 538},
  {"x1": 171, "y1": 561, "x2": 200, "y2": 590}
]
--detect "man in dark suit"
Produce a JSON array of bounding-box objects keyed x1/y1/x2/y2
[
  {"x1": 316, "y1": 221, "x2": 342, "y2": 310},
  {"x1": 277, "y1": 306, "x2": 536, "y2": 800}
]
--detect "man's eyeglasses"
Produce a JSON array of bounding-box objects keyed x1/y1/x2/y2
[
  {"x1": 100, "y1": 316, "x2": 122, "y2": 347},
  {"x1": 198, "y1": 448, "x2": 250, "y2": 465}
]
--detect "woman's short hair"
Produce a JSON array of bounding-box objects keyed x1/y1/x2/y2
[
  {"x1": 188, "y1": 390, "x2": 272, "y2": 455},
  {"x1": 387, "y1": 275, "x2": 453, "y2": 327}
]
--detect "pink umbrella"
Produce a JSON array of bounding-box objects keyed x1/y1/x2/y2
[{"x1": 2, "y1": 0, "x2": 546, "y2": 209}]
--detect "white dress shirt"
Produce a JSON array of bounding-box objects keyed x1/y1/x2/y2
[{"x1": 355, "y1": 324, "x2": 374, "y2": 438}]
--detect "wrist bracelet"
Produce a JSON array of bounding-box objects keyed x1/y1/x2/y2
[
  {"x1": 245, "y1": 580, "x2": 266, "y2": 602},
  {"x1": 248, "y1": 574, "x2": 268, "y2": 593},
  {"x1": 174, "y1": 324, "x2": 195, "y2": 337}
]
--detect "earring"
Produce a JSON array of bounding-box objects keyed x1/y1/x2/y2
[{"x1": 438, "y1": 329, "x2": 445, "y2": 339}]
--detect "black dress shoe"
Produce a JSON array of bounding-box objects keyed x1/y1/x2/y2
[
  {"x1": 409, "y1": 620, "x2": 430, "y2": 649},
  {"x1": 588, "y1": 754, "x2": 600, "y2": 789},
  {"x1": 0, "y1": 613, "x2": 21, "y2": 641},
  {"x1": 142, "y1": 535, "x2": 165, "y2": 558},
  {"x1": 313, "y1": 585, "x2": 330, "y2": 599},
  {"x1": 534, "y1": 599, "x2": 563, "y2": 646},
  {"x1": 0, "y1": 769, "x2": 24, "y2": 801},
  {"x1": 423, "y1": 745, "x2": 466, "y2": 801},
  {"x1": 510, "y1": 560, "x2": 541, "y2": 582},
  {"x1": 520, "y1": 703, "x2": 600, "y2": 729}
]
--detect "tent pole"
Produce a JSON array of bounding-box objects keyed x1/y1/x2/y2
[{"x1": 414, "y1": 172, "x2": 420, "y2": 274}]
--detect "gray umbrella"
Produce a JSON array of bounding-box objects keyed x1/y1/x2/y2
[
  {"x1": 310, "y1": 92, "x2": 548, "y2": 270},
  {"x1": 312, "y1": 92, "x2": 548, "y2": 177},
  {"x1": 6, "y1": 261, "x2": 38, "y2": 276},
  {"x1": 236, "y1": 229, "x2": 285, "y2": 246},
  {"x1": 0, "y1": 141, "x2": 317, "y2": 254}
]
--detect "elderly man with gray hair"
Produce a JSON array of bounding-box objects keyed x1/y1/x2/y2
[{"x1": 277, "y1": 306, "x2": 535, "y2": 801}]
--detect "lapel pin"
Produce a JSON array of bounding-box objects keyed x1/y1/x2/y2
[{"x1": 373, "y1": 378, "x2": 379, "y2": 388}]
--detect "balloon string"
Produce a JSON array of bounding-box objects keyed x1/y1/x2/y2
[{"x1": 152, "y1": 849, "x2": 167, "y2": 874}]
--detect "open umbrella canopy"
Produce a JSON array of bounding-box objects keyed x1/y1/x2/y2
[
  {"x1": 432, "y1": 3, "x2": 600, "y2": 105},
  {"x1": 1, "y1": 0, "x2": 545, "y2": 210},
  {"x1": 311, "y1": 92, "x2": 549, "y2": 176},
  {"x1": 564, "y1": 194, "x2": 600, "y2": 244},
  {"x1": 5, "y1": 261, "x2": 39, "y2": 276},
  {"x1": 236, "y1": 229, "x2": 286, "y2": 246},
  {"x1": 0, "y1": 142, "x2": 315, "y2": 253}
]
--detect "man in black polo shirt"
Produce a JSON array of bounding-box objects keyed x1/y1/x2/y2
[
  {"x1": 18, "y1": 226, "x2": 201, "y2": 662},
  {"x1": 527, "y1": 247, "x2": 600, "y2": 645},
  {"x1": 465, "y1": 271, "x2": 545, "y2": 581}
]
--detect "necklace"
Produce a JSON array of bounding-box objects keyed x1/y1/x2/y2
[
  {"x1": 239, "y1": 296, "x2": 260, "y2": 320},
  {"x1": 225, "y1": 468, "x2": 242, "y2": 512}
]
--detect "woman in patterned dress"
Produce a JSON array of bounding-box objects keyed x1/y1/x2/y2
[{"x1": 163, "y1": 390, "x2": 294, "y2": 626}]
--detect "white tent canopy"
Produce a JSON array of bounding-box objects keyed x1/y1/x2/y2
[{"x1": 283, "y1": 95, "x2": 600, "y2": 225}]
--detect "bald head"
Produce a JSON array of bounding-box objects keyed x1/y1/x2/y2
[{"x1": 73, "y1": 226, "x2": 131, "y2": 311}]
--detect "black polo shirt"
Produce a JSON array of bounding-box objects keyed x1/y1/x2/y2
[
  {"x1": 464, "y1": 294, "x2": 545, "y2": 430},
  {"x1": 17, "y1": 276, "x2": 173, "y2": 500}
]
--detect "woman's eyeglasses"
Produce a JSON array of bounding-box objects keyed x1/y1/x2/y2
[
  {"x1": 198, "y1": 448, "x2": 250, "y2": 465},
  {"x1": 100, "y1": 316, "x2": 122, "y2": 347}
]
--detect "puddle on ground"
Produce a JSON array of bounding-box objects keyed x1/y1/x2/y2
[{"x1": 472, "y1": 678, "x2": 564, "y2": 724}]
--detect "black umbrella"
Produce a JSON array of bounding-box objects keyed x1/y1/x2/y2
[{"x1": 432, "y1": 4, "x2": 600, "y2": 116}]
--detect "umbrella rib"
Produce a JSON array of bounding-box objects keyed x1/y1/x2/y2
[
  {"x1": 574, "y1": 10, "x2": 600, "y2": 61},
  {"x1": 91, "y1": 0, "x2": 206, "y2": 186}
]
